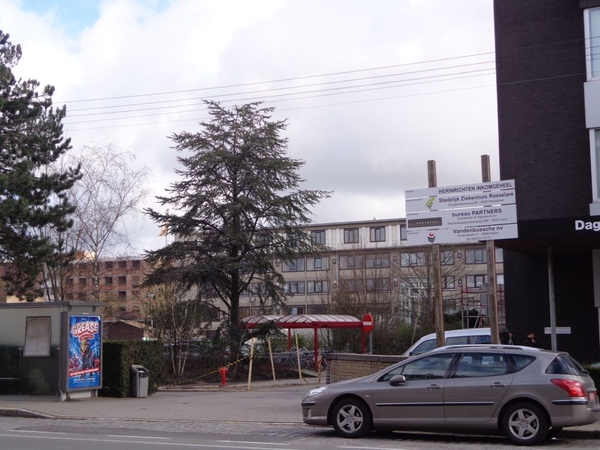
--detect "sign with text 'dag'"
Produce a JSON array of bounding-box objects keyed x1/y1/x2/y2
[{"x1": 405, "y1": 179, "x2": 518, "y2": 245}]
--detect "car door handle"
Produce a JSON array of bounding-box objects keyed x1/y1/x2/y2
[
  {"x1": 428, "y1": 384, "x2": 442, "y2": 390},
  {"x1": 490, "y1": 383, "x2": 507, "y2": 388}
]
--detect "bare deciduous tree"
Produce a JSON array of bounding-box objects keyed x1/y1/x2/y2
[{"x1": 39, "y1": 143, "x2": 150, "y2": 301}]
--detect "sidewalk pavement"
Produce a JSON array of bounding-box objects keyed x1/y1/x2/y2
[{"x1": 0, "y1": 376, "x2": 598, "y2": 440}]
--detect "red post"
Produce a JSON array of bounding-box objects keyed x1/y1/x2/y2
[{"x1": 219, "y1": 366, "x2": 228, "y2": 386}]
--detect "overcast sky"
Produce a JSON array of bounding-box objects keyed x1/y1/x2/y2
[{"x1": 0, "y1": 0, "x2": 499, "y2": 254}]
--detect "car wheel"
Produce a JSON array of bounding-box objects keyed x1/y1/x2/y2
[
  {"x1": 332, "y1": 398, "x2": 372, "y2": 438},
  {"x1": 502, "y1": 402, "x2": 548, "y2": 446}
]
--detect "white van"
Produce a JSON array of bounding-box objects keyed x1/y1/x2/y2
[{"x1": 402, "y1": 327, "x2": 496, "y2": 356}]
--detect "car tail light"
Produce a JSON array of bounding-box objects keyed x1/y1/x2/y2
[{"x1": 551, "y1": 379, "x2": 586, "y2": 397}]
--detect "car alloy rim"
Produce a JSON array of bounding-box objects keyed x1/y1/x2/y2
[
  {"x1": 507, "y1": 408, "x2": 540, "y2": 440},
  {"x1": 337, "y1": 404, "x2": 364, "y2": 432}
]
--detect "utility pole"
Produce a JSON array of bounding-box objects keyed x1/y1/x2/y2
[
  {"x1": 428, "y1": 160, "x2": 445, "y2": 348},
  {"x1": 481, "y1": 155, "x2": 500, "y2": 344}
]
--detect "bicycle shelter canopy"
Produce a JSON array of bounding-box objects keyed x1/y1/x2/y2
[{"x1": 240, "y1": 314, "x2": 367, "y2": 368}]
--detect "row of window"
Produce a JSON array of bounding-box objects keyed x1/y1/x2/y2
[
  {"x1": 239, "y1": 304, "x2": 327, "y2": 318},
  {"x1": 65, "y1": 290, "x2": 132, "y2": 301},
  {"x1": 66, "y1": 275, "x2": 141, "y2": 287},
  {"x1": 310, "y1": 225, "x2": 392, "y2": 246},
  {"x1": 282, "y1": 249, "x2": 502, "y2": 272},
  {"x1": 279, "y1": 274, "x2": 504, "y2": 295}
]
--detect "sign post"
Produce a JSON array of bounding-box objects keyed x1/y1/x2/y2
[
  {"x1": 405, "y1": 166, "x2": 518, "y2": 343},
  {"x1": 362, "y1": 313, "x2": 374, "y2": 354}
]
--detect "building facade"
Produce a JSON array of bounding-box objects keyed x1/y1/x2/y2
[
  {"x1": 239, "y1": 218, "x2": 505, "y2": 330},
  {"x1": 493, "y1": 0, "x2": 600, "y2": 361},
  {"x1": 62, "y1": 257, "x2": 148, "y2": 321}
]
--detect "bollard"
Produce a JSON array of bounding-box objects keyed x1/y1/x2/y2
[{"x1": 219, "y1": 366, "x2": 228, "y2": 386}]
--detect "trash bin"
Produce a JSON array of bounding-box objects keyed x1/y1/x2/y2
[{"x1": 130, "y1": 365, "x2": 149, "y2": 398}]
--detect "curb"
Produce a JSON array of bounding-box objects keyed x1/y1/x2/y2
[
  {"x1": 561, "y1": 427, "x2": 600, "y2": 440},
  {"x1": 0, "y1": 408, "x2": 55, "y2": 419}
]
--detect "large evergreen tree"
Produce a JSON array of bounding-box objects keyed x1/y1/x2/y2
[
  {"x1": 145, "y1": 101, "x2": 330, "y2": 339},
  {"x1": 0, "y1": 30, "x2": 80, "y2": 299}
]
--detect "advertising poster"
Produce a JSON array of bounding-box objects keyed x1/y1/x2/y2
[{"x1": 68, "y1": 315, "x2": 102, "y2": 390}]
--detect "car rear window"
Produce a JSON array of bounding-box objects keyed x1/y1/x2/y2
[{"x1": 546, "y1": 355, "x2": 586, "y2": 375}]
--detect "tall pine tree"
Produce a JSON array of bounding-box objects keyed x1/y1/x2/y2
[
  {"x1": 145, "y1": 101, "x2": 330, "y2": 341},
  {"x1": 0, "y1": 30, "x2": 80, "y2": 300}
]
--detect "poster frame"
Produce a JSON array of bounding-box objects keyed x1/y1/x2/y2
[{"x1": 64, "y1": 314, "x2": 103, "y2": 392}]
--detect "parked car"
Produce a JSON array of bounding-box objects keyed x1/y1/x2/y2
[
  {"x1": 402, "y1": 328, "x2": 505, "y2": 356},
  {"x1": 301, "y1": 345, "x2": 600, "y2": 445}
]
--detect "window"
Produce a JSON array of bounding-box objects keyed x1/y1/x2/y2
[
  {"x1": 283, "y1": 258, "x2": 305, "y2": 272},
  {"x1": 79, "y1": 277, "x2": 87, "y2": 287},
  {"x1": 453, "y1": 353, "x2": 509, "y2": 378},
  {"x1": 594, "y1": 130, "x2": 600, "y2": 200},
  {"x1": 344, "y1": 228, "x2": 359, "y2": 244},
  {"x1": 118, "y1": 291, "x2": 127, "y2": 300},
  {"x1": 366, "y1": 278, "x2": 390, "y2": 292},
  {"x1": 382, "y1": 354, "x2": 453, "y2": 381},
  {"x1": 118, "y1": 276, "x2": 127, "y2": 285},
  {"x1": 441, "y1": 250, "x2": 454, "y2": 265},
  {"x1": 400, "y1": 225, "x2": 407, "y2": 241},
  {"x1": 497, "y1": 274, "x2": 505, "y2": 286},
  {"x1": 105, "y1": 276, "x2": 113, "y2": 286},
  {"x1": 284, "y1": 281, "x2": 305, "y2": 294},
  {"x1": 466, "y1": 249, "x2": 486, "y2": 264},
  {"x1": 366, "y1": 253, "x2": 390, "y2": 268},
  {"x1": 586, "y1": 8, "x2": 600, "y2": 79},
  {"x1": 401, "y1": 277, "x2": 428, "y2": 297},
  {"x1": 287, "y1": 305, "x2": 306, "y2": 315},
  {"x1": 105, "y1": 261, "x2": 113, "y2": 270},
  {"x1": 132, "y1": 275, "x2": 141, "y2": 286},
  {"x1": 307, "y1": 280, "x2": 329, "y2": 293},
  {"x1": 65, "y1": 293, "x2": 74, "y2": 300},
  {"x1": 311, "y1": 230, "x2": 326, "y2": 245},
  {"x1": 307, "y1": 304, "x2": 327, "y2": 314},
  {"x1": 442, "y1": 276, "x2": 455, "y2": 290},
  {"x1": 370, "y1": 226, "x2": 386, "y2": 242},
  {"x1": 307, "y1": 256, "x2": 329, "y2": 271},
  {"x1": 132, "y1": 260, "x2": 141, "y2": 269},
  {"x1": 401, "y1": 252, "x2": 426, "y2": 267},
  {"x1": 495, "y1": 248, "x2": 504, "y2": 263},
  {"x1": 466, "y1": 274, "x2": 488, "y2": 289},
  {"x1": 66, "y1": 278, "x2": 74, "y2": 287},
  {"x1": 340, "y1": 255, "x2": 363, "y2": 270},
  {"x1": 340, "y1": 279, "x2": 364, "y2": 292},
  {"x1": 118, "y1": 260, "x2": 127, "y2": 269}
]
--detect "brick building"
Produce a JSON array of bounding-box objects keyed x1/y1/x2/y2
[{"x1": 63, "y1": 257, "x2": 148, "y2": 321}]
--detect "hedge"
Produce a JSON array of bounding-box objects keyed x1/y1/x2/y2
[{"x1": 101, "y1": 340, "x2": 166, "y2": 397}]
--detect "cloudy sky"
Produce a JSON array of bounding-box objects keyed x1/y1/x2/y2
[{"x1": 1, "y1": 0, "x2": 499, "y2": 254}]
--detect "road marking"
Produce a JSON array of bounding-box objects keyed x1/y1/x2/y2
[
  {"x1": 0, "y1": 433, "x2": 299, "y2": 449},
  {"x1": 218, "y1": 441, "x2": 289, "y2": 445}
]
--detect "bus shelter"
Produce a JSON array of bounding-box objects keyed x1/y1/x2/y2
[{"x1": 240, "y1": 314, "x2": 372, "y2": 370}]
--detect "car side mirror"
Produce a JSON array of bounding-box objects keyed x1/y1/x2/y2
[{"x1": 389, "y1": 374, "x2": 406, "y2": 386}]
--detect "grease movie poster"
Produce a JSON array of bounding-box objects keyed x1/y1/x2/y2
[{"x1": 68, "y1": 315, "x2": 102, "y2": 390}]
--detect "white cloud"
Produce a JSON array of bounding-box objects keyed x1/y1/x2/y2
[{"x1": 1, "y1": 0, "x2": 499, "y2": 253}]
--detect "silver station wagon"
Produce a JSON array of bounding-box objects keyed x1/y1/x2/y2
[{"x1": 301, "y1": 345, "x2": 600, "y2": 446}]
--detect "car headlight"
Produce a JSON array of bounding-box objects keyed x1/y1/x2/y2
[{"x1": 307, "y1": 386, "x2": 327, "y2": 396}]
